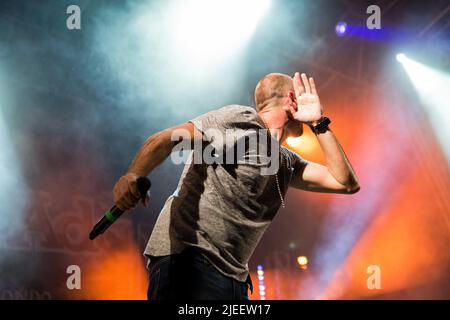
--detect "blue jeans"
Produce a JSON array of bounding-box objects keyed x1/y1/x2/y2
[{"x1": 147, "y1": 247, "x2": 252, "y2": 300}]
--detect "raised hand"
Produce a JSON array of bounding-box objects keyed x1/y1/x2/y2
[{"x1": 285, "y1": 72, "x2": 323, "y2": 125}]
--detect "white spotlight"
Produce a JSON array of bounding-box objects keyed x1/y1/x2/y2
[
  {"x1": 0, "y1": 69, "x2": 28, "y2": 236},
  {"x1": 172, "y1": 0, "x2": 270, "y2": 64},
  {"x1": 396, "y1": 53, "x2": 406, "y2": 63},
  {"x1": 399, "y1": 56, "x2": 450, "y2": 162}
]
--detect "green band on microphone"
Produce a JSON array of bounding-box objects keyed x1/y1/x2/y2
[{"x1": 105, "y1": 210, "x2": 116, "y2": 222}]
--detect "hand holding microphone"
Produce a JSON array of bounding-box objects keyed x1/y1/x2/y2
[
  {"x1": 89, "y1": 173, "x2": 151, "y2": 240},
  {"x1": 113, "y1": 173, "x2": 150, "y2": 210}
]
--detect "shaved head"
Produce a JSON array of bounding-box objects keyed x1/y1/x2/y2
[{"x1": 254, "y1": 73, "x2": 294, "y2": 112}]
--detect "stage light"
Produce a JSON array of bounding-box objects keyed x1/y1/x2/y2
[
  {"x1": 256, "y1": 264, "x2": 266, "y2": 300},
  {"x1": 297, "y1": 256, "x2": 308, "y2": 270},
  {"x1": 172, "y1": 0, "x2": 270, "y2": 64},
  {"x1": 398, "y1": 54, "x2": 450, "y2": 162},
  {"x1": 396, "y1": 53, "x2": 406, "y2": 63},
  {"x1": 335, "y1": 21, "x2": 347, "y2": 37},
  {"x1": 285, "y1": 132, "x2": 319, "y2": 159},
  {"x1": 286, "y1": 136, "x2": 301, "y2": 148},
  {"x1": 0, "y1": 70, "x2": 28, "y2": 238},
  {"x1": 297, "y1": 256, "x2": 308, "y2": 266},
  {"x1": 288, "y1": 241, "x2": 298, "y2": 250}
]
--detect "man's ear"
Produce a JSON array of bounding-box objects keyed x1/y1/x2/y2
[
  {"x1": 287, "y1": 90, "x2": 298, "y2": 111},
  {"x1": 288, "y1": 90, "x2": 296, "y2": 101}
]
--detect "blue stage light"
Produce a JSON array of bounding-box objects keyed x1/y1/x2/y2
[{"x1": 335, "y1": 21, "x2": 347, "y2": 37}]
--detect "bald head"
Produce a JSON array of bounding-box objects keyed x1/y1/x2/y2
[{"x1": 254, "y1": 73, "x2": 294, "y2": 112}]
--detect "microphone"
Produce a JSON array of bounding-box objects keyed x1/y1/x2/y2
[{"x1": 89, "y1": 176, "x2": 151, "y2": 240}]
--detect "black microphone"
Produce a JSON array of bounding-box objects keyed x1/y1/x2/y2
[{"x1": 89, "y1": 176, "x2": 151, "y2": 240}]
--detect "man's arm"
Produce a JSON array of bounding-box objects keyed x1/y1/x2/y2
[
  {"x1": 291, "y1": 129, "x2": 360, "y2": 194},
  {"x1": 113, "y1": 122, "x2": 199, "y2": 210},
  {"x1": 286, "y1": 72, "x2": 360, "y2": 194}
]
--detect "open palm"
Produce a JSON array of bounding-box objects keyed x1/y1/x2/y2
[{"x1": 290, "y1": 72, "x2": 323, "y2": 124}]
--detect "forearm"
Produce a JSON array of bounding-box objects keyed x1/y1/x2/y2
[
  {"x1": 127, "y1": 129, "x2": 175, "y2": 177},
  {"x1": 113, "y1": 122, "x2": 196, "y2": 210},
  {"x1": 315, "y1": 129, "x2": 360, "y2": 191}
]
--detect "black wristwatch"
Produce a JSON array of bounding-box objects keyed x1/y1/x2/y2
[{"x1": 310, "y1": 116, "x2": 331, "y2": 134}]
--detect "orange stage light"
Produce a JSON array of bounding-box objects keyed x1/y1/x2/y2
[
  {"x1": 285, "y1": 129, "x2": 324, "y2": 164},
  {"x1": 297, "y1": 256, "x2": 308, "y2": 267},
  {"x1": 82, "y1": 246, "x2": 148, "y2": 299}
]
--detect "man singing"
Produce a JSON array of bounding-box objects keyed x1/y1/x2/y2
[{"x1": 112, "y1": 72, "x2": 360, "y2": 300}]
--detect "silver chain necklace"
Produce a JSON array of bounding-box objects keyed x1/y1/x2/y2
[{"x1": 261, "y1": 117, "x2": 286, "y2": 208}]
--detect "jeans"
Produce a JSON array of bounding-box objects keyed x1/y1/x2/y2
[{"x1": 147, "y1": 247, "x2": 252, "y2": 300}]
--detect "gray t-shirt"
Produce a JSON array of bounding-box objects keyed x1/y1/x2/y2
[{"x1": 144, "y1": 105, "x2": 308, "y2": 282}]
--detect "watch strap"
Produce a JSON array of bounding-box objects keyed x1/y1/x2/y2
[{"x1": 311, "y1": 116, "x2": 331, "y2": 134}]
